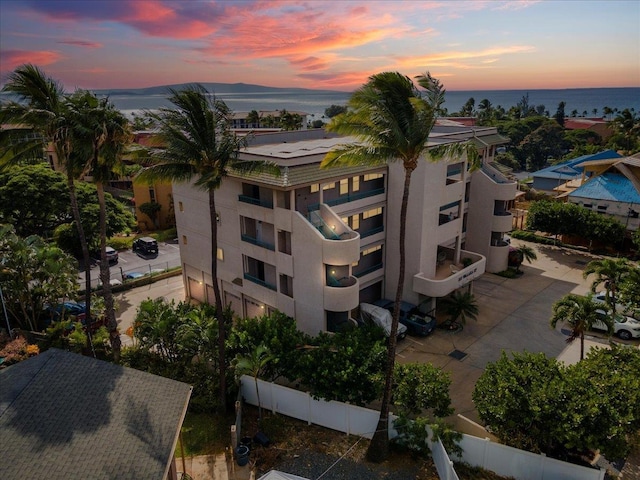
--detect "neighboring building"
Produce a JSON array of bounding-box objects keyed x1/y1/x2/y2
[
  {"x1": 0, "y1": 349, "x2": 192, "y2": 480},
  {"x1": 173, "y1": 126, "x2": 516, "y2": 336},
  {"x1": 563, "y1": 117, "x2": 613, "y2": 141},
  {"x1": 567, "y1": 156, "x2": 640, "y2": 232},
  {"x1": 131, "y1": 131, "x2": 175, "y2": 230},
  {"x1": 530, "y1": 150, "x2": 621, "y2": 193}
]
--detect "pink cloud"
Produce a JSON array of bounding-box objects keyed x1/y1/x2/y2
[
  {"x1": 0, "y1": 50, "x2": 62, "y2": 72},
  {"x1": 58, "y1": 39, "x2": 103, "y2": 48}
]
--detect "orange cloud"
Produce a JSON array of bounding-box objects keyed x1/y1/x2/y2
[
  {"x1": 0, "y1": 50, "x2": 62, "y2": 72},
  {"x1": 398, "y1": 45, "x2": 536, "y2": 69},
  {"x1": 123, "y1": 1, "x2": 217, "y2": 39}
]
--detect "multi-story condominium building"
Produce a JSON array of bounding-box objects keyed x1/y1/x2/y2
[{"x1": 173, "y1": 126, "x2": 517, "y2": 335}]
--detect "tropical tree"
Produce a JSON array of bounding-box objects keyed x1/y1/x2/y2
[
  {"x1": 477, "y1": 98, "x2": 494, "y2": 124},
  {"x1": 512, "y1": 244, "x2": 538, "y2": 272},
  {"x1": 246, "y1": 110, "x2": 261, "y2": 128},
  {"x1": 321, "y1": 71, "x2": 478, "y2": 462},
  {"x1": 66, "y1": 90, "x2": 131, "y2": 361},
  {"x1": 138, "y1": 201, "x2": 162, "y2": 228},
  {"x1": 441, "y1": 290, "x2": 479, "y2": 327},
  {"x1": 582, "y1": 257, "x2": 631, "y2": 314},
  {"x1": 0, "y1": 225, "x2": 78, "y2": 332},
  {"x1": 610, "y1": 108, "x2": 640, "y2": 153},
  {"x1": 553, "y1": 101, "x2": 565, "y2": 126},
  {"x1": 618, "y1": 267, "x2": 640, "y2": 315},
  {"x1": 550, "y1": 294, "x2": 608, "y2": 360},
  {"x1": 233, "y1": 345, "x2": 273, "y2": 421},
  {"x1": 0, "y1": 65, "x2": 95, "y2": 333},
  {"x1": 136, "y1": 84, "x2": 277, "y2": 409}
]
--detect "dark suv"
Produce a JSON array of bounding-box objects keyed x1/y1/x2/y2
[{"x1": 133, "y1": 237, "x2": 159, "y2": 255}]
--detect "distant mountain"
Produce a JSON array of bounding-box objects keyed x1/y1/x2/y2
[{"x1": 93, "y1": 82, "x2": 345, "y2": 96}]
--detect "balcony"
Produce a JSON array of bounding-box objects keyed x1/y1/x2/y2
[
  {"x1": 324, "y1": 187, "x2": 385, "y2": 207},
  {"x1": 241, "y1": 234, "x2": 275, "y2": 251},
  {"x1": 491, "y1": 211, "x2": 513, "y2": 232},
  {"x1": 243, "y1": 273, "x2": 277, "y2": 291},
  {"x1": 413, "y1": 249, "x2": 486, "y2": 298},
  {"x1": 238, "y1": 194, "x2": 273, "y2": 209},
  {"x1": 324, "y1": 275, "x2": 359, "y2": 311},
  {"x1": 305, "y1": 205, "x2": 360, "y2": 265}
]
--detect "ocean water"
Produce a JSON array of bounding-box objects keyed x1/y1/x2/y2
[{"x1": 13, "y1": 87, "x2": 638, "y2": 121}]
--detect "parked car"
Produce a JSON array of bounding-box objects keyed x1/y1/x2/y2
[
  {"x1": 97, "y1": 278, "x2": 123, "y2": 288},
  {"x1": 373, "y1": 299, "x2": 436, "y2": 336},
  {"x1": 132, "y1": 237, "x2": 159, "y2": 255},
  {"x1": 592, "y1": 291, "x2": 627, "y2": 313},
  {"x1": 593, "y1": 309, "x2": 640, "y2": 340},
  {"x1": 123, "y1": 271, "x2": 145, "y2": 281},
  {"x1": 45, "y1": 301, "x2": 86, "y2": 320},
  {"x1": 92, "y1": 246, "x2": 119, "y2": 265},
  {"x1": 359, "y1": 303, "x2": 408, "y2": 340}
]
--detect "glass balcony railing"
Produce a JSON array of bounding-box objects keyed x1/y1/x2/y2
[
  {"x1": 238, "y1": 195, "x2": 273, "y2": 209},
  {"x1": 243, "y1": 273, "x2": 276, "y2": 291},
  {"x1": 353, "y1": 263, "x2": 383, "y2": 278},
  {"x1": 360, "y1": 225, "x2": 384, "y2": 238},
  {"x1": 241, "y1": 234, "x2": 275, "y2": 251},
  {"x1": 325, "y1": 187, "x2": 385, "y2": 207}
]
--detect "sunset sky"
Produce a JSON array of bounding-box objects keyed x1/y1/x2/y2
[{"x1": 1, "y1": 0, "x2": 638, "y2": 92}]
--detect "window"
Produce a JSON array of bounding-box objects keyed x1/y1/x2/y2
[
  {"x1": 352, "y1": 176, "x2": 360, "y2": 191},
  {"x1": 179, "y1": 201, "x2": 184, "y2": 212},
  {"x1": 364, "y1": 173, "x2": 383, "y2": 181},
  {"x1": 182, "y1": 235, "x2": 188, "y2": 245},
  {"x1": 310, "y1": 184, "x2": 320, "y2": 193},
  {"x1": 279, "y1": 274, "x2": 293, "y2": 297},
  {"x1": 363, "y1": 207, "x2": 382, "y2": 219},
  {"x1": 351, "y1": 214, "x2": 360, "y2": 230},
  {"x1": 340, "y1": 178, "x2": 349, "y2": 195},
  {"x1": 322, "y1": 182, "x2": 335, "y2": 190},
  {"x1": 217, "y1": 248, "x2": 224, "y2": 261},
  {"x1": 362, "y1": 245, "x2": 382, "y2": 256},
  {"x1": 149, "y1": 188, "x2": 156, "y2": 202}
]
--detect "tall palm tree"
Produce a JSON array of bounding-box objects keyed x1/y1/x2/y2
[
  {"x1": 0, "y1": 65, "x2": 95, "y2": 345},
  {"x1": 246, "y1": 110, "x2": 261, "y2": 128},
  {"x1": 442, "y1": 290, "x2": 479, "y2": 327},
  {"x1": 233, "y1": 345, "x2": 273, "y2": 422},
  {"x1": 136, "y1": 84, "x2": 278, "y2": 410},
  {"x1": 583, "y1": 258, "x2": 631, "y2": 314},
  {"x1": 67, "y1": 90, "x2": 131, "y2": 360},
  {"x1": 321, "y1": 71, "x2": 478, "y2": 462},
  {"x1": 550, "y1": 294, "x2": 610, "y2": 360}
]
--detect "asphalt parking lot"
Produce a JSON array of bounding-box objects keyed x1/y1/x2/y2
[{"x1": 396, "y1": 239, "x2": 638, "y2": 430}]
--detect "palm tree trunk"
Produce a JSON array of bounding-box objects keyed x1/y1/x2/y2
[
  {"x1": 367, "y1": 167, "x2": 413, "y2": 462},
  {"x1": 580, "y1": 332, "x2": 584, "y2": 361},
  {"x1": 255, "y1": 376, "x2": 262, "y2": 421},
  {"x1": 67, "y1": 170, "x2": 94, "y2": 352},
  {"x1": 96, "y1": 181, "x2": 121, "y2": 361},
  {"x1": 209, "y1": 190, "x2": 227, "y2": 411}
]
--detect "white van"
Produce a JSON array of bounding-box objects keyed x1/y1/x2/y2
[{"x1": 360, "y1": 303, "x2": 408, "y2": 340}]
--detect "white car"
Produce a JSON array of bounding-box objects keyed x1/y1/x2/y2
[
  {"x1": 592, "y1": 291, "x2": 627, "y2": 313},
  {"x1": 593, "y1": 309, "x2": 640, "y2": 340},
  {"x1": 359, "y1": 303, "x2": 408, "y2": 340}
]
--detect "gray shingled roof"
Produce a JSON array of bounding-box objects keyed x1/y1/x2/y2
[{"x1": 0, "y1": 349, "x2": 192, "y2": 480}]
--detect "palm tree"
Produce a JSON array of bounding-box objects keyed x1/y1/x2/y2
[
  {"x1": 321, "y1": 71, "x2": 478, "y2": 462},
  {"x1": 67, "y1": 90, "x2": 131, "y2": 361},
  {"x1": 513, "y1": 244, "x2": 538, "y2": 273},
  {"x1": 246, "y1": 110, "x2": 260, "y2": 128},
  {"x1": 550, "y1": 294, "x2": 610, "y2": 360},
  {"x1": 583, "y1": 258, "x2": 631, "y2": 314},
  {"x1": 233, "y1": 345, "x2": 273, "y2": 422},
  {"x1": 136, "y1": 84, "x2": 278, "y2": 410},
  {"x1": 442, "y1": 290, "x2": 479, "y2": 327},
  {"x1": 0, "y1": 65, "x2": 95, "y2": 346}
]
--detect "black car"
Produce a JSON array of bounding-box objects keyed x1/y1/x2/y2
[
  {"x1": 92, "y1": 246, "x2": 119, "y2": 265},
  {"x1": 373, "y1": 299, "x2": 437, "y2": 336},
  {"x1": 132, "y1": 236, "x2": 159, "y2": 255}
]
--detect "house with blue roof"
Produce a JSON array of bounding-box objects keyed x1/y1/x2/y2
[
  {"x1": 567, "y1": 155, "x2": 640, "y2": 232},
  {"x1": 530, "y1": 150, "x2": 621, "y2": 192}
]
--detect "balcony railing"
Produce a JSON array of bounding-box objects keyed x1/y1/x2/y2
[
  {"x1": 243, "y1": 273, "x2": 277, "y2": 291},
  {"x1": 360, "y1": 225, "x2": 384, "y2": 238},
  {"x1": 241, "y1": 234, "x2": 275, "y2": 251},
  {"x1": 325, "y1": 187, "x2": 385, "y2": 207},
  {"x1": 326, "y1": 275, "x2": 358, "y2": 288},
  {"x1": 354, "y1": 263, "x2": 383, "y2": 278},
  {"x1": 307, "y1": 211, "x2": 342, "y2": 240},
  {"x1": 238, "y1": 195, "x2": 273, "y2": 209}
]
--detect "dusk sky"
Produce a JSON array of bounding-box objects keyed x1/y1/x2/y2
[{"x1": 1, "y1": 0, "x2": 639, "y2": 92}]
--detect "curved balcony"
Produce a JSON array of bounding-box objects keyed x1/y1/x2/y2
[
  {"x1": 413, "y1": 251, "x2": 486, "y2": 298},
  {"x1": 306, "y1": 206, "x2": 360, "y2": 265},
  {"x1": 491, "y1": 212, "x2": 513, "y2": 232},
  {"x1": 323, "y1": 276, "x2": 359, "y2": 311}
]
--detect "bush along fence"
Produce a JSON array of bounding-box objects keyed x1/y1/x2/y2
[{"x1": 240, "y1": 376, "x2": 605, "y2": 480}]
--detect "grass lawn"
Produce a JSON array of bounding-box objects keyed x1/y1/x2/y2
[{"x1": 179, "y1": 411, "x2": 234, "y2": 457}]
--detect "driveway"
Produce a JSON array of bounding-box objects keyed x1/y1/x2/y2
[{"x1": 396, "y1": 240, "x2": 636, "y2": 427}]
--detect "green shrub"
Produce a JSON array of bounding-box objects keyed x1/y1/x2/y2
[
  {"x1": 495, "y1": 269, "x2": 518, "y2": 278},
  {"x1": 108, "y1": 236, "x2": 134, "y2": 250}
]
